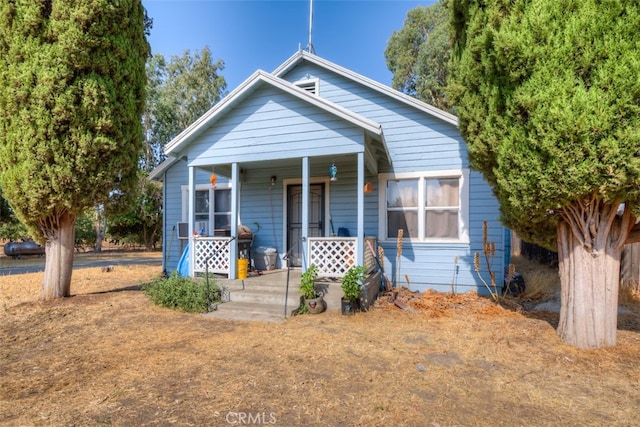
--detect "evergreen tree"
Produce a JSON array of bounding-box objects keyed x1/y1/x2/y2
[
  {"x1": 141, "y1": 47, "x2": 226, "y2": 172},
  {"x1": 0, "y1": 0, "x2": 150, "y2": 298},
  {"x1": 108, "y1": 172, "x2": 163, "y2": 250},
  {"x1": 448, "y1": 0, "x2": 640, "y2": 348},
  {"x1": 385, "y1": 1, "x2": 452, "y2": 112}
]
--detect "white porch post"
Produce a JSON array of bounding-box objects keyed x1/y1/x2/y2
[
  {"x1": 302, "y1": 156, "x2": 310, "y2": 271},
  {"x1": 357, "y1": 151, "x2": 365, "y2": 266},
  {"x1": 188, "y1": 165, "x2": 196, "y2": 277},
  {"x1": 229, "y1": 162, "x2": 239, "y2": 279}
]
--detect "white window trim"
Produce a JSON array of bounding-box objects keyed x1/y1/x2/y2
[
  {"x1": 377, "y1": 169, "x2": 470, "y2": 244},
  {"x1": 181, "y1": 183, "x2": 232, "y2": 233}
]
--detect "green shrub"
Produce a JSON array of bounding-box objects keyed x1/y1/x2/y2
[
  {"x1": 341, "y1": 265, "x2": 366, "y2": 302},
  {"x1": 142, "y1": 272, "x2": 219, "y2": 312},
  {"x1": 299, "y1": 264, "x2": 319, "y2": 299}
]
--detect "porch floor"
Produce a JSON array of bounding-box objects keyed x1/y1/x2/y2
[{"x1": 202, "y1": 268, "x2": 345, "y2": 322}]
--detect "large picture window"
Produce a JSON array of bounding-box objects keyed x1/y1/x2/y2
[{"x1": 380, "y1": 170, "x2": 469, "y2": 242}]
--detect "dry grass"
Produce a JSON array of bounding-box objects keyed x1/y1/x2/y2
[
  {"x1": 512, "y1": 254, "x2": 640, "y2": 310},
  {"x1": 620, "y1": 280, "x2": 640, "y2": 308},
  {"x1": 511, "y1": 255, "x2": 561, "y2": 301},
  {"x1": 1, "y1": 256, "x2": 639, "y2": 426}
]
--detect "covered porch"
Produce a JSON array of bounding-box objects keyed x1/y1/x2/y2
[{"x1": 184, "y1": 150, "x2": 383, "y2": 279}]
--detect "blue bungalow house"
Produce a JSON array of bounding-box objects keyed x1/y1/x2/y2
[{"x1": 150, "y1": 50, "x2": 507, "y2": 294}]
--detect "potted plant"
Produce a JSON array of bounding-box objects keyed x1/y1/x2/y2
[
  {"x1": 299, "y1": 264, "x2": 325, "y2": 314},
  {"x1": 341, "y1": 265, "x2": 366, "y2": 315}
]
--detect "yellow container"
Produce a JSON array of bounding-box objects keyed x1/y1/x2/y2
[{"x1": 237, "y1": 258, "x2": 248, "y2": 279}]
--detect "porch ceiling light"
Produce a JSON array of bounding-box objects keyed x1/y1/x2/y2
[{"x1": 329, "y1": 163, "x2": 338, "y2": 181}]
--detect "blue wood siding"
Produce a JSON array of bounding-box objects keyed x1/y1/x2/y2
[
  {"x1": 286, "y1": 64, "x2": 466, "y2": 171},
  {"x1": 187, "y1": 85, "x2": 365, "y2": 167},
  {"x1": 235, "y1": 158, "x2": 374, "y2": 261},
  {"x1": 162, "y1": 160, "x2": 188, "y2": 273},
  {"x1": 282, "y1": 62, "x2": 505, "y2": 293},
  {"x1": 159, "y1": 57, "x2": 505, "y2": 293},
  {"x1": 162, "y1": 163, "x2": 224, "y2": 274},
  {"x1": 162, "y1": 157, "x2": 379, "y2": 271}
]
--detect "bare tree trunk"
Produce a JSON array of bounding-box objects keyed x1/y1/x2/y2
[
  {"x1": 557, "y1": 222, "x2": 621, "y2": 348},
  {"x1": 40, "y1": 211, "x2": 76, "y2": 300},
  {"x1": 556, "y1": 196, "x2": 634, "y2": 348},
  {"x1": 94, "y1": 205, "x2": 105, "y2": 252}
]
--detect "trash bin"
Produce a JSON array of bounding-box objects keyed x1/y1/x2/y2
[
  {"x1": 237, "y1": 258, "x2": 249, "y2": 279},
  {"x1": 254, "y1": 246, "x2": 277, "y2": 271}
]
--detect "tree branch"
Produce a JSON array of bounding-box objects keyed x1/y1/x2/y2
[
  {"x1": 611, "y1": 203, "x2": 634, "y2": 249},
  {"x1": 596, "y1": 200, "x2": 620, "y2": 251},
  {"x1": 560, "y1": 200, "x2": 590, "y2": 248},
  {"x1": 587, "y1": 194, "x2": 599, "y2": 239}
]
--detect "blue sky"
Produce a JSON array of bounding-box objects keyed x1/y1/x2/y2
[{"x1": 142, "y1": 0, "x2": 436, "y2": 91}]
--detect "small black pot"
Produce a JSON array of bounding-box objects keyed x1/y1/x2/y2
[{"x1": 341, "y1": 298, "x2": 359, "y2": 315}]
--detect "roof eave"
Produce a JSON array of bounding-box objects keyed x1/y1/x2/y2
[
  {"x1": 274, "y1": 50, "x2": 459, "y2": 127},
  {"x1": 164, "y1": 70, "x2": 268, "y2": 156},
  {"x1": 165, "y1": 69, "x2": 384, "y2": 157},
  {"x1": 148, "y1": 156, "x2": 180, "y2": 181}
]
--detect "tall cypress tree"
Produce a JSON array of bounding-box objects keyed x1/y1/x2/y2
[
  {"x1": 0, "y1": 0, "x2": 149, "y2": 298},
  {"x1": 449, "y1": 0, "x2": 640, "y2": 348}
]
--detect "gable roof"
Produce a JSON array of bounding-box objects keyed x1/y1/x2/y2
[
  {"x1": 273, "y1": 50, "x2": 459, "y2": 127},
  {"x1": 164, "y1": 69, "x2": 385, "y2": 158}
]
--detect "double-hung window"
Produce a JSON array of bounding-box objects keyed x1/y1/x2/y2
[
  {"x1": 182, "y1": 184, "x2": 231, "y2": 236},
  {"x1": 380, "y1": 170, "x2": 469, "y2": 242}
]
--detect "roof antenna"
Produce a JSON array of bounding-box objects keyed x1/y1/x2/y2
[{"x1": 306, "y1": 0, "x2": 315, "y2": 54}]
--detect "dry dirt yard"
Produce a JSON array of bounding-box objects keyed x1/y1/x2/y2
[{"x1": 1, "y1": 256, "x2": 639, "y2": 426}]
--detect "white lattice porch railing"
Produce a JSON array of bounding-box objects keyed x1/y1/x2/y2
[
  {"x1": 194, "y1": 236, "x2": 377, "y2": 278},
  {"x1": 308, "y1": 237, "x2": 377, "y2": 278},
  {"x1": 194, "y1": 237, "x2": 231, "y2": 274}
]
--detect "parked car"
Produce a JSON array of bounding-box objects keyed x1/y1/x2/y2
[{"x1": 3, "y1": 241, "x2": 45, "y2": 259}]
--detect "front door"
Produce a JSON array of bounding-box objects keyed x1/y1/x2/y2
[{"x1": 287, "y1": 184, "x2": 325, "y2": 267}]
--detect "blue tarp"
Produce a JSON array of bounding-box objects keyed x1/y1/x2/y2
[{"x1": 177, "y1": 244, "x2": 190, "y2": 277}]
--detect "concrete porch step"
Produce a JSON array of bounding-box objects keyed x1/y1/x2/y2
[
  {"x1": 218, "y1": 280, "x2": 298, "y2": 293},
  {"x1": 201, "y1": 269, "x2": 346, "y2": 322},
  {"x1": 227, "y1": 287, "x2": 300, "y2": 306}
]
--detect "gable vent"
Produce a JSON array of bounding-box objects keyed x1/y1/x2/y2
[{"x1": 294, "y1": 78, "x2": 319, "y2": 95}]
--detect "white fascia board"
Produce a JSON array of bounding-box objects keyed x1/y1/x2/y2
[
  {"x1": 274, "y1": 50, "x2": 459, "y2": 127},
  {"x1": 378, "y1": 130, "x2": 391, "y2": 167},
  {"x1": 148, "y1": 156, "x2": 180, "y2": 181},
  {"x1": 263, "y1": 72, "x2": 383, "y2": 137},
  {"x1": 164, "y1": 68, "x2": 383, "y2": 157},
  {"x1": 164, "y1": 70, "x2": 267, "y2": 156}
]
